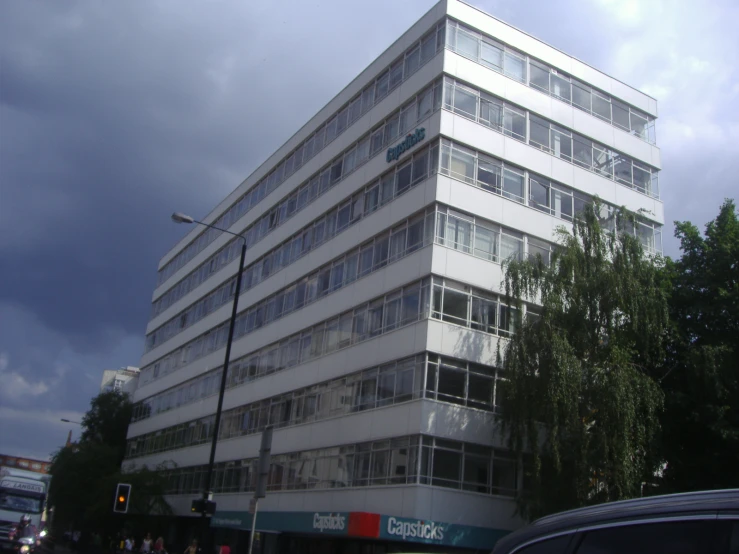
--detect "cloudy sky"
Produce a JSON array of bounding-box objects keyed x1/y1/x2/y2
[{"x1": 1, "y1": 0, "x2": 737, "y2": 461}]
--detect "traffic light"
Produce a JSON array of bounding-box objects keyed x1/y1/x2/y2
[{"x1": 113, "y1": 483, "x2": 132, "y2": 513}]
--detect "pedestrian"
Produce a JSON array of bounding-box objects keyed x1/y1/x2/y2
[
  {"x1": 153, "y1": 537, "x2": 166, "y2": 554},
  {"x1": 183, "y1": 539, "x2": 198, "y2": 554},
  {"x1": 125, "y1": 536, "x2": 135, "y2": 554},
  {"x1": 140, "y1": 533, "x2": 153, "y2": 554},
  {"x1": 218, "y1": 540, "x2": 230, "y2": 554},
  {"x1": 92, "y1": 531, "x2": 103, "y2": 554}
]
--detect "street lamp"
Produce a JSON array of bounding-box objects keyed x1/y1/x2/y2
[
  {"x1": 60, "y1": 419, "x2": 81, "y2": 424},
  {"x1": 171, "y1": 211, "x2": 247, "y2": 549}
]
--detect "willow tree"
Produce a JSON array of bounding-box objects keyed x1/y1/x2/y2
[{"x1": 499, "y1": 201, "x2": 669, "y2": 521}]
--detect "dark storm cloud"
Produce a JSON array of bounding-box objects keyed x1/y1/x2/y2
[{"x1": 0, "y1": 0, "x2": 437, "y2": 458}]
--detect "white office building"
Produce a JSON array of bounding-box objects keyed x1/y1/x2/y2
[{"x1": 123, "y1": 1, "x2": 662, "y2": 552}]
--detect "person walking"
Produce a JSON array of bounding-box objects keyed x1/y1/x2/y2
[
  {"x1": 183, "y1": 539, "x2": 198, "y2": 554},
  {"x1": 218, "y1": 540, "x2": 230, "y2": 554},
  {"x1": 140, "y1": 534, "x2": 153, "y2": 554},
  {"x1": 125, "y1": 536, "x2": 135, "y2": 554},
  {"x1": 153, "y1": 537, "x2": 166, "y2": 554}
]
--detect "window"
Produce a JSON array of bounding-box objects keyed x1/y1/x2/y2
[
  {"x1": 529, "y1": 115, "x2": 550, "y2": 151},
  {"x1": 432, "y1": 448, "x2": 461, "y2": 488},
  {"x1": 576, "y1": 520, "x2": 711, "y2": 554},
  {"x1": 437, "y1": 361, "x2": 466, "y2": 405},
  {"x1": 516, "y1": 535, "x2": 572, "y2": 554},
  {"x1": 503, "y1": 168, "x2": 524, "y2": 203},
  {"x1": 452, "y1": 84, "x2": 478, "y2": 117},
  {"x1": 529, "y1": 61, "x2": 550, "y2": 93},
  {"x1": 481, "y1": 40, "x2": 503, "y2": 71},
  {"x1": 441, "y1": 287, "x2": 468, "y2": 325},
  {"x1": 463, "y1": 452, "x2": 490, "y2": 493}
]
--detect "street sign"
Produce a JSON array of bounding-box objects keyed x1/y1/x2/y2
[{"x1": 248, "y1": 498, "x2": 257, "y2": 515}]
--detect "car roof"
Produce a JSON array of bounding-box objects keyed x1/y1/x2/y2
[{"x1": 493, "y1": 489, "x2": 739, "y2": 553}]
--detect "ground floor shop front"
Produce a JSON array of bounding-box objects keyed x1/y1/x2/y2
[{"x1": 209, "y1": 510, "x2": 509, "y2": 553}]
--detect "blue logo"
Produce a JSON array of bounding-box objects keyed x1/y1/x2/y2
[{"x1": 386, "y1": 128, "x2": 426, "y2": 163}]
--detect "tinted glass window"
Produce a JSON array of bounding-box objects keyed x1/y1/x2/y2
[
  {"x1": 576, "y1": 520, "x2": 710, "y2": 554},
  {"x1": 516, "y1": 534, "x2": 571, "y2": 553}
]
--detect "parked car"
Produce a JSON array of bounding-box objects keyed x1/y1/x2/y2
[{"x1": 491, "y1": 488, "x2": 739, "y2": 553}]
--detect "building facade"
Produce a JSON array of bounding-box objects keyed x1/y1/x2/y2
[
  {"x1": 123, "y1": 1, "x2": 662, "y2": 552},
  {"x1": 100, "y1": 366, "x2": 140, "y2": 394}
]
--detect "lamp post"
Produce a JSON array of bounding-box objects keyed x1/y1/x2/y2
[{"x1": 171, "y1": 212, "x2": 247, "y2": 553}]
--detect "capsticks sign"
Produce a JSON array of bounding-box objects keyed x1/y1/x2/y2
[
  {"x1": 385, "y1": 516, "x2": 444, "y2": 542},
  {"x1": 386, "y1": 128, "x2": 426, "y2": 163},
  {"x1": 312, "y1": 513, "x2": 346, "y2": 533}
]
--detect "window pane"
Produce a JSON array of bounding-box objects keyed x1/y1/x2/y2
[
  {"x1": 389, "y1": 60, "x2": 403, "y2": 90},
  {"x1": 592, "y1": 91, "x2": 611, "y2": 121},
  {"x1": 573, "y1": 136, "x2": 593, "y2": 169},
  {"x1": 432, "y1": 449, "x2": 461, "y2": 488},
  {"x1": 395, "y1": 162, "x2": 412, "y2": 194},
  {"x1": 438, "y1": 364, "x2": 465, "y2": 404},
  {"x1": 463, "y1": 455, "x2": 489, "y2": 492},
  {"x1": 593, "y1": 145, "x2": 613, "y2": 179},
  {"x1": 503, "y1": 168, "x2": 524, "y2": 203},
  {"x1": 551, "y1": 126, "x2": 572, "y2": 162},
  {"x1": 504, "y1": 50, "x2": 525, "y2": 82},
  {"x1": 504, "y1": 107, "x2": 526, "y2": 141},
  {"x1": 516, "y1": 535, "x2": 571, "y2": 554},
  {"x1": 630, "y1": 110, "x2": 649, "y2": 140},
  {"x1": 442, "y1": 288, "x2": 468, "y2": 325},
  {"x1": 614, "y1": 154, "x2": 633, "y2": 185},
  {"x1": 612, "y1": 99, "x2": 630, "y2": 131},
  {"x1": 501, "y1": 231, "x2": 523, "y2": 261},
  {"x1": 449, "y1": 147, "x2": 476, "y2": 184},
  {"x1": 471, "y1": 297, "x2": 497, "y2": 333},
  {"x1": 633, "y1": 163, "x2": 652, "y2": 194},
  {"x1": 480, "y1": 96, "x2": 503, "y2": 130},
  {"x1": 529, "y1": 115, "x2": 550, "y2": 151},
  {"x1": 551, "y1": 73, "x2": 571, "y2": 102},
  {"x1": 477, "y1": 156, "x2": 501, "y2": 193},
  {"x1": 401, "y1": 284, "x2": 420, "y2": 324},
  {"x1": 404, "y1": 45, "x2": 421, "y2": 76},
  {"x1": 572, "y1": 81, "x2": 591, "y2": 111},
  {"x1": 492, "y1": 455, "x2": 517, "y2": 495},
  {"x1": 530, "y1": 177, "x2": 549, "y2": 213},
  {"x1": 481, "y1": 41, "x2": 503, "y2": 71},
  {"x1": 529, "y1": 61, "x2": 550, "y2": 92},
  {"x1": 418, "y1": 87, "x2": 434, "y2": 119},
  {"x1": 528, "y1": 237, "x2": 551, "y2": 265},
  {"x1": 453, "y1": 86, "x2": 477, "y2": 118},
  {"x1": 377, "y1": 370, "x2": 396, "y2": 407},
  {"x1": 576, "y1": 521, "x2": 710, "y2": 554},
  {"x1": 468, "y1": 373, "x2": 494, "y2": 407},
  {"x1": 473, "y1": 223, "x2": 498, "y2": 261},
  {"x1": 456, "y1": 28, "x2": 479, "y2": 59},
  {"x1": 446, "y1": 214, "x2": 472, "y2": 253}
]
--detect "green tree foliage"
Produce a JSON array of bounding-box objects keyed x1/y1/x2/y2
[
  {"x1": 660, "y1": 199, "x2": 738, "y2": 491},
  {"x1": 80, "y1": 390, "x2": 133, "y2": 458},
  {"x1": 49, "y1": 391, "x2": 172, "y2": 534},
  {"x1": 500, "y1": 201, "x2": 669, "y2": 520}
]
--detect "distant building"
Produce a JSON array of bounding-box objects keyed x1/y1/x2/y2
[{"x1": 100, "y1": 366, "x2": 140, "y2": 395}]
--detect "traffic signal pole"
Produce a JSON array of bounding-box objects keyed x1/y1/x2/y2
[{"x1": 247, "y1": 427, "x2": 272, "y2": 554}]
